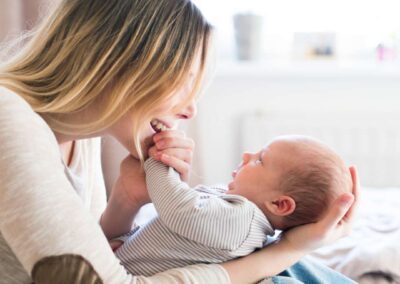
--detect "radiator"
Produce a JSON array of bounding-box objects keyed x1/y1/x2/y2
[{"x1": 240, "y1": 110, "x2": 400, "y2": 188}]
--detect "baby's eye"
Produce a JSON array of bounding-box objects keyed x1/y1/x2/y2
[{"x1": 255, "y1": 159, "x2": 262, "y2": 165}]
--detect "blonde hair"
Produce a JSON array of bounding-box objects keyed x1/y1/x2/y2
[{"x1": 0, "y1": 0, "x2": 211, "y2": 159}]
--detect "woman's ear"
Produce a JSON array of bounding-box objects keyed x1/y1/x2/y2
[{"x1": 265, "y1": 196, "x2": 296, "y2": 216}]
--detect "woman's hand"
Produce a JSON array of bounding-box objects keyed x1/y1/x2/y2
[
  {"x1": 148, "y1": 130, "x2": 195, "y2": 182},
  {"x1": 100, "y1": 155, "x2": 149, "y2": 240},
  {"x1": 282, "y1": 166, "x2": 359, "y2": 254},
  {"x1": 113, "y1": 155, "x2": 150, "y2": 207}
]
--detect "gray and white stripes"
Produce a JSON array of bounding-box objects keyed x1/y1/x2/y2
[{"x1": 116, "y1": 158, "x2": 274, "y2": 276}]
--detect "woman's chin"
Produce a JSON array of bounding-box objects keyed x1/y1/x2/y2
[{"x1": 139, "y1": 136, "x2": 154, "y2": 158}]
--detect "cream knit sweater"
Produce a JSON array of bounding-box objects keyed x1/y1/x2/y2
[{"x1": 0, "y1": 87, "x2": 230, "y2": 284}]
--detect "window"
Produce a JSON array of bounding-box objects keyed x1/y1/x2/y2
[{"x1": 193, "y1": 0, "x2": 400, "y2": 61}]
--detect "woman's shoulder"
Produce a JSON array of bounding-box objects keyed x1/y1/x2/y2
[
  {"x1": 0, "y1": 87, "x2": 53, "y2": 132},
  {"x1": 0, "y1": 86, "x2": 60, "y2": 158},
  {"x1": 0, "y1": 86, "x2": 33, "y2": 111}
]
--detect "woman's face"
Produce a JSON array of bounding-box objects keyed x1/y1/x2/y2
[{"x1": 108, "y1": 54, "x2": 201, "y2": 158}]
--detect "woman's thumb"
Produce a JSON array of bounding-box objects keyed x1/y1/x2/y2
[{"x1": 323, "y1": 193, "x2": 354, "y2": 228}]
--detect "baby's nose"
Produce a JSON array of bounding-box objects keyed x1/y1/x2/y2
[{"x1": 242, "y1": 152, "x2": 252, "y2": 164}]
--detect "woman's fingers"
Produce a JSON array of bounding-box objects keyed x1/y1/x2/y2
[
  {"x1": 149, "y1": 129, "x2": 194, "y2": 181},
  {"x1": 149, "y1": 147, "x2": 193, "y2": 163},
  {"x1": 153, "y1": 130, "x2": 194, "y2": 150},
  {"x1": 150, "y1": 129, "x2": 194, "y2": 163},
  {"x1": 153, "y1": 129, "x2": 186, "y2": 142},
  {"x1": 344, "y1": 166, "x2": 360, "y2": 223},
  {"x1": 148, "y1": 146, "x2": 192, "y2": 181},
  {"x1": 318, "y1": 166, "x2": 359, "y2": 236},
  {"x1": 160, "y1": 154, "x2": 190, "y2": 182},
  {"x1": 154, "y1": 136, "x2": 194, "y2": 151},
  {"x1": 349, "y1": 166, "x2": 359, "y2": 194},
  {"x1": 320, "y1": 193, "x2": 354, "y2": 232}
]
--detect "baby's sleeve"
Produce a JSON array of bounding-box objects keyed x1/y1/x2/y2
[{"x1": 144, "y1": 158, "x2": 256, "y2": 250}]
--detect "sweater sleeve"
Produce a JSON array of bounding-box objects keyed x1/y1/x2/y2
[
  {"x1": 0, "y1": 88, "x2": 230, "y2": 284},
  {"x1": 144, "y1": 158, "x2": 256, "y2": 250}
]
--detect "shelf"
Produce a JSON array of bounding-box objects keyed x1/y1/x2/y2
[{"x1": 214, "y1": 59, "x2": 400, "y2": 79}]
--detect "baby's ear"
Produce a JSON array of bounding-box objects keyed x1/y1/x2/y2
[{"x1": 265, "y1": 196, "x2": 296, "y2": 216}]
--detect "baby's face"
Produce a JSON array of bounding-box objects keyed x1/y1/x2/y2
[{"x1": 227, "y1": 139, "x2": 293, "y2": 203}]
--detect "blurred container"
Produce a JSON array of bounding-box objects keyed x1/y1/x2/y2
[
  {"x1": 292, "y1": 32, "x2": 336, "y2": 60},
  {"x1": 233, "y1": 13, "x2": 263, "y2": 61}
]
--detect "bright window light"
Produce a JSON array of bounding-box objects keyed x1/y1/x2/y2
[{"x1": 193, "y1": 0, "x2": 400, "y2": 60}]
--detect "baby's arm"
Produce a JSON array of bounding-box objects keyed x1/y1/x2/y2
[{"x1": 144, "y1": 158, "x2": 255, "y2": 249}]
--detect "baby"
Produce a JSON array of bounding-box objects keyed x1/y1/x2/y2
[{"x1": 115, "y1": 135, "x2": 352, "y2": 276}]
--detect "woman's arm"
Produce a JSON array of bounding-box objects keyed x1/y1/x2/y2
[
  {"x1": 222, "y1": 236, "x2": 306, "y2": 284},
  {"x1": 100, "y1": 155, "x2": 148, "y2": 239},
  {"x1": 0, "y1": 91, "x2": 131, "y2": 282},
  {"x1": 222, "y1": 166, "x2": 359, "y2": 284}
]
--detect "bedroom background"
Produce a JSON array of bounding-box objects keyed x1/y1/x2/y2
[
  {"x1": 1, "y1": 1, "x2": 399, "y2": 283},
  {"x1": 188, "y1": 3, "x2": 400, "y2": 281}
]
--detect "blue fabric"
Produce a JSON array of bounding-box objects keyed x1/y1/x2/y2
[{"x1": 270, "y1": 258, "x2": 356, "y2": 284}]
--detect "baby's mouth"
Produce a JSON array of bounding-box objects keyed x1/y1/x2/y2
[{"x1": 150, "y1": 119, "x2": 169, "y2": 133}]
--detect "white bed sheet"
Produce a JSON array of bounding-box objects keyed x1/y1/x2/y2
[{"x1": 309, "y1": 187, "x2": 400, "y2": 284}]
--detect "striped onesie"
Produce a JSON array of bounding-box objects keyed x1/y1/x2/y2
[{"x1": 115, "y1": 158, "x2": 274, "y2": 276}]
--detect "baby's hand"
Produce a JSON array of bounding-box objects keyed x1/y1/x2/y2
[{"x1": 148, "y1": 130, "x2": 194, "y2": 182}]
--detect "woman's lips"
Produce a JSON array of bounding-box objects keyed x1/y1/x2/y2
[{"x1": 150, "y1": 119, "x2": 170, "y2": 132}]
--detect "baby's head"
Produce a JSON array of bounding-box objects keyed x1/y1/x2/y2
[{"x1": 227, "y1": 135, "x2": 352, "y2": 230}]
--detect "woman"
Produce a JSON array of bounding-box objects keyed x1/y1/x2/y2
[{"x1": 0, "y1": 0, "x2": 358, "y2": 283}]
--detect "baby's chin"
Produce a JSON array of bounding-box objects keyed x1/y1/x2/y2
[{"x1": 227, "y1": 182, "x2": 234, "y2": 192}]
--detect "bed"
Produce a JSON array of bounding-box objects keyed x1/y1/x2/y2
[{"x1": 309, "y1": 187, "x2": 400, "y2": 283}]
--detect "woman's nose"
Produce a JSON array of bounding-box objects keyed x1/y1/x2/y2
[{"x1": 178, "y1": 101, "x2": 197, "y2": 120}]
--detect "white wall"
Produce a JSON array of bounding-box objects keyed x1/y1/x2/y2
[{"x1": 193, "y1": 61, "x2": 400, "y2": 186}]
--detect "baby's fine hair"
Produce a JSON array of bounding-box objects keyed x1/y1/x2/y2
[{"x1": 277, "y1": 138, "x2": 351, "y2": 229}]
